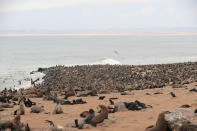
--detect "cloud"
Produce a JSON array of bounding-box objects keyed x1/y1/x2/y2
[{"x1": 0, "y1": 0, "x2": 154, "y2": 13}]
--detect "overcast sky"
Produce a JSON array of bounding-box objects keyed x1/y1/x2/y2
[{"x1": 0, "y1": 0, "x2": 197, "y2": 31}]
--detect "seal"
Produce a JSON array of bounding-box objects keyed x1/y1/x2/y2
[
  {"x1": 90, "y1": 105, "x2": 108, "y2": 127},
  {"x1": 45, "y1": 120, "x2": 64, "y2": 131},
  {"x1": 76, "y1": 109, "x2": 95, "y2": 129},
  {"x1": 31, "y1": 105, "x2": 44, "y2": 113},
  {"x1": 14, "y1": 103, "x2": 25, "y2": 115},
  {"x1": 145, "y1": 111, "x2": 171, "y2": 131},
  {"x1": 52, "y1": 103, "x2": 63, "y2": 114}
]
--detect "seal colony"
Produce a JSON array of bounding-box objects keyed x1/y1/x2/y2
[{"x1": 0, "y1": 62, "x2": 197, "y2": 130}]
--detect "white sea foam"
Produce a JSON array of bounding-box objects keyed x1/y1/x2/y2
[{"x1": 92, "y1": 58, "x2": 121, "y2": 65}]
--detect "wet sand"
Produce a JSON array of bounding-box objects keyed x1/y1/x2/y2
[{"x1": 1, "y1": 82, "x2": 197, "y2": 131}]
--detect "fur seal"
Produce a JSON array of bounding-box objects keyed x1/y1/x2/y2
[
  {"x1": 12, "y1": 115, "x2": 30, "y2": 131},
  {"x1": 76, "y1": 109, "x2": 95, "y2": 129},
  {"x1": 14, "y1": 103, "x2": 25, "y2": 115},
  {"x1": 31, "y1": 105, "x2": 44, "y2": 113},
  {"x1": 52, "y1": 103, "x2": 63, "y2": 114},
  {"x1": 90, "y1": 105, "x2": 108, "y2": 127},
  {"x1": 145, "y1": 111, "x2": 171, "y2": 131},
  {"x1": 45, "y1": 120, "x2": 64, "y2": 131},
  {"x1": 80, "y1": 111, "x2": 89, "y2": 118},
  {"x1": 170, "y1": 92, "x2": 176, "y2": 98}
]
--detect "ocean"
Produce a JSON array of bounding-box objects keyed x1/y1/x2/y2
[{"x1": 0, "y1": 34, "x2": 197, "y2": 90}]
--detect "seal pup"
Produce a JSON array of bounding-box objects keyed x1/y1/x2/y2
[
  {"x1": 90, "y1": 105, "x2": 108, "y2": 127},
  {"x1": 76, "y1": 109, "x2": 95, "y2": 129},
  {"x1": 45, "y1": 120, "x2": 65, "y2": 131},
  {"x1": 145, "y1": 111, "x2": 171, "y2": 131},
  {"x1": 52, "y1": 103, "x2": 63, "y2": 114}
]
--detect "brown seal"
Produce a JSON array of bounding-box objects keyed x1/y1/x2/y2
[
  {"x1": 14, "y1": 103, "x2": 25, "y2": 115},
  {"x1": 145, "y1": 111, "x2": 171, "y2": 131},
  {"x1": 90, "y1": 105, "x2": 108, "y2": 127},
  {"x1": 52, "y1": 103, "x2": 63, "y2": 114},
  {"x1": 12, "y1": 115, "x2": 30, "y2": 131},
  {"x1": 31, "y1": 105, "x2": 44, "y2": 113},
  {"x1": 80, "y1": 111, "x2": 89, "y2": 118}
]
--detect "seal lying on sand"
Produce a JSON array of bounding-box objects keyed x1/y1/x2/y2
[
  {"x1": 90, "y1": 105, "x2": 108, "y2": 127},
  {"x1": 145, "y1": 111, "x2": 171, "y2": 131},
  {"x1": 45, "y1": 120, "x2": 65, "y2": 131},
  {"x1": 31, "y1": 105, "x2": 44, "y2": 113},
  {"x1": 76, "y1": 109, "x2": 95, "y2": 129}
]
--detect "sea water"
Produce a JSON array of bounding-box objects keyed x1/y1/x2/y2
[{"x1": 0, "y1": 34, "x2": 197, "y2": 90}]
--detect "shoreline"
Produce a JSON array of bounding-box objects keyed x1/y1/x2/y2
[{"x1": 1, "y1": 61, "x2": 197, "y2": 130}]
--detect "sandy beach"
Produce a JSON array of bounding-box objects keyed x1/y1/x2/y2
[{"x1": 1, "y1": 81, "x2": 197, "y2": 131}]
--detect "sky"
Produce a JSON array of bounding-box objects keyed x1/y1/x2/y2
[{"x1": 0, "y1": 0, "x2": 197, "y2": 32}]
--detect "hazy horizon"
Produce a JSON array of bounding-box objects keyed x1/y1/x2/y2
[{"x1": 0, "y1": 0, "x2": 197, "y2": 32}]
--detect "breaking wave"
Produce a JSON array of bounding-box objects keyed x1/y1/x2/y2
[{"x1": 92, "y1": 58, "x2": 121, "y2": 65}]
